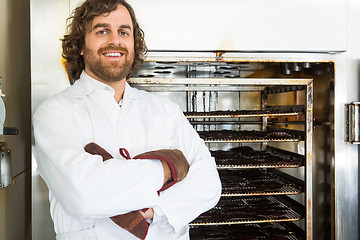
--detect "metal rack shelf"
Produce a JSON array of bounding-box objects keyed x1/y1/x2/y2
[
  {"x1": 198, "y1": 129, "x2": 303, "y2": 143},
  {"x1": 190, "y1": 196, "x2": 303, "y2": 226},
  {"x1": 184, "y1": 107, "x2": 305, "y2": 119},
  {"x1": 189, "y1": 223, "x2": 304, "y2": 240},
  {"x1": 213, "y1": 146, "x2": 305, "y2": 169},
  {"x1": 129, "y1": 77, "x2": 313, "y2": 93},
  {"x1": 219, "y1": 169, "x2": 302, "y2": 196}
]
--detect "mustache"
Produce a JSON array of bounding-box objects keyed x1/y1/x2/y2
[{"x1": 98, "y1": 46, "x2": 129, "y2": 55}]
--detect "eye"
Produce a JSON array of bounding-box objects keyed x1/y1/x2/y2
[
  {"x1": 119, "y1": 30, "x2": 129, "y2": 36},
  {"x1": 96, "y1": 29, "x2": 108, "y2": 35}
]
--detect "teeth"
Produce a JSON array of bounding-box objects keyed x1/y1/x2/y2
[{"x1": 104, "y1": 52, "x2": 122, "y2": 57}]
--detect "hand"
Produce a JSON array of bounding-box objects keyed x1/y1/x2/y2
[
  {"x1": 140, "y1": 208, "x2": 154, "y2": 220},
  {"x1": 161, "y1": 161, "x2": 172, "y2": 184},
  {"x1": 133, "y1": 149, "x2": 189, "y2": 192}
]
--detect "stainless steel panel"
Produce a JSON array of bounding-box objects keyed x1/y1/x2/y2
[{"x1": 125, "y1": 0, "x2": 346, "y2": 52}]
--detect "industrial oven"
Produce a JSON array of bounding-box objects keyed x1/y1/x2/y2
[{"x1": 128, "y1": 54, "x2": 334, "y2": 240}]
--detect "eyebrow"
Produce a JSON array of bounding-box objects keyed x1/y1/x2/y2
[{"x1": 92, "y1": 23, "x2": 132, "y2": 31}]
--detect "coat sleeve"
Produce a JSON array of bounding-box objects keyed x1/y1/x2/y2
[
  {"x1": 33, "y1": 98, "x2": 164, "y2": 220},
  {"x1": 154, "y1": 104, "x2": 222, "y2": 232}
]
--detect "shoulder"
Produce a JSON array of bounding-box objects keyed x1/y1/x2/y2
[
  {"x1": 129, "y1": 86, "x2": 181, "y2": 113},
  {"x1": 33, "y1": 85, "x2": 77, "y2": 120},
  {"x1": 134, "y1": 87, "x2": 173, "y2": 104}
]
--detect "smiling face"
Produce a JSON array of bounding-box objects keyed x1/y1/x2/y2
[{"x1": 82, "y1": 4, "x2": 135, "y2": 83}]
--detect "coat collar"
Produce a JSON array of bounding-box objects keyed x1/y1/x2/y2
[{"x1": 70, "y1": 71, "x2": 142, "y2": 102}]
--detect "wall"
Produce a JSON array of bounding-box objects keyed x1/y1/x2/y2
[
  {"x1": 31, "y1": 0, "x2": 70, "y2": 239},
  {"x1": 31, "y1": 0, "x2": 70, "y2": 112},
  {"x1": 0, "y1": 0, "x2": 31, "y2": 240}
]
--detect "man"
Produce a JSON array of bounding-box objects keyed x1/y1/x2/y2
[{"x1": 33, "y1": 0, "x2": 221, "y2": 239}]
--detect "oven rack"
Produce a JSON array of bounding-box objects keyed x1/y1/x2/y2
[
  {"x1": 198, "y1": 129, "x2": 303, "y2": 143},
  {"x1": 219, "y1": 169, "x2": 302, "y2": 196},
  {"x1": 264, "y1": 85, "x2": 306, "y2": 94},
  {"x1": 190, "y1": 196, "x2": 303, "y2": 226},
  {"x1": 213, "y1": 146, "x2": 305, "y2": 169},
  {"x1": 184, "y1": 108, "x2": 304, "y2": 119},
  {"x1": 189, "y1": 222, "x2": 304, "y2": 240},
  {"x1": 130, "y1": 77, "x2": 312, "y2": 93}
]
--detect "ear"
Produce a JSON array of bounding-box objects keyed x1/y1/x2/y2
[{"x1": 80, "y1": 49, "x2": 84, "y2": 55}]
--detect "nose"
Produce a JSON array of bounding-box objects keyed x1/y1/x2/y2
[{"x1": 108, "y1": 31, "x2": 122, "y2": 46}]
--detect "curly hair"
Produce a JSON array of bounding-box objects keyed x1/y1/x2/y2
[{"x1": 61, "y1": 0, "x2": 147, "y2": 81}]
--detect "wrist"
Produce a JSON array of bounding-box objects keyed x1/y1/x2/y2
[{"x1": 161, "y1": 161, "x2": 171, "y2": 184}]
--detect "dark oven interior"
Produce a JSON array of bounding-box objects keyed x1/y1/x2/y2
[{"x1": 130, "y1": 57, "x2": 334, "y2": 240}]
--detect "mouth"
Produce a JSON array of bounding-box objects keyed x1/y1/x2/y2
[{"x1": 102, "y1": 52, "x2": 124, "y2": 58}]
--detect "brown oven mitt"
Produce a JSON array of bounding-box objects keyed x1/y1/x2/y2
[
  {"x1": 120, "y1": 147, "x2": 190, "y2": 192},
  {"x1": 84, "y1": 142, "x2": 190, "y2": 240}
]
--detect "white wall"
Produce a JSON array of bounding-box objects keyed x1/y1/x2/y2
[
  {"x1": 31, "y1": 0, "x2": 70, "y2": 112},
  {"x1": 31, "y1": 1, "x2": 70, "y2": 239}
]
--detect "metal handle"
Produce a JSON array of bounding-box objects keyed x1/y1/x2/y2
[
  {"x1": 345, "y1": 102, "x2": 360, "y2": 144},
  {"x1": 0, "y1": 149, "x2": 11, "y2": 189}
]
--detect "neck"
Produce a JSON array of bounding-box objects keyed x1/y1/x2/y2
[
  {"x1": 93, "y1": 76, "x2": 126, "y2": 103},
  {"x1": 84, "y1": 70, "x2": 126, "y2": 103},
  {"x1": 84, "y1": 69, "x2": 127, "y2": 103},
  {"x1": 101, "y1": 79, "x2": 126, "y2": 103}
]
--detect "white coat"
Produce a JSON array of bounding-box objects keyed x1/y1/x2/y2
[{"x1": 33, "y1": 72, "x2": 222, "y2": 240}]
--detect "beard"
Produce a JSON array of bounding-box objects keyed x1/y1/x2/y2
[{"x1": 82, "y1": 45, "x2": 134, "y2": 82}]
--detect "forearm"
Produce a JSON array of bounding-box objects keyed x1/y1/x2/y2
[
  {"x1": 36, "y1": 144, "x2": 164, "y2": 219},
  {"x1": 152, "y1": 106, "x2": 221, "y2": 232},
  {"x1": 156, "y1": 158, "x2": 221, "y2": 232},
  {"x1": 33, "y1": 107, "x2": 164, "y2": 219}
]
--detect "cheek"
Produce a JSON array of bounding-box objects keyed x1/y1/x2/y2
[
  {"x1": 83, "y1": 36, "x2": 102, "y2": 55},
  {"x1": 127, "y1": 41, "x2": 135, "y2": 56}
]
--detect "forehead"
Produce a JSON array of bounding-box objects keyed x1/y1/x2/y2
[{"x1": 90, "y1": 4, "x2": 133, "y2": 30}]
